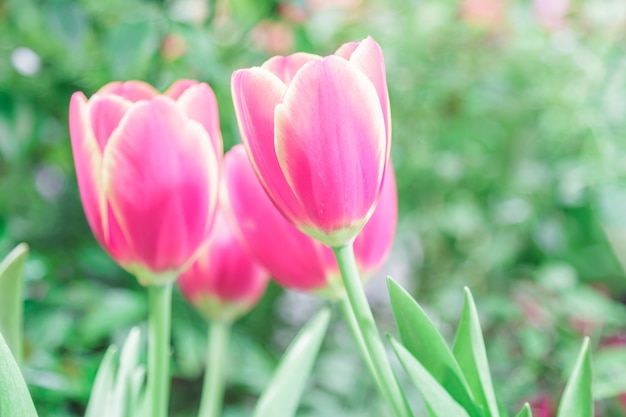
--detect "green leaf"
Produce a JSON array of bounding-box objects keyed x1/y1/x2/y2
[
  {"x1": 0, "y1": 243, "x2": 28, "y2": 365},
  {"x1": 556, "y1": 337, "x2": 593, "y2": 417},
  {"x1": 84, "y1": 346, "x2": 118, "y2": 417},
  {"x1": 452, "y1": 288, "x2": 500, "y2": 417},
  {"x1": 387, "y1": 278, "x2": 481, "y2": 416},
  {"x1": 390, "y1": 336, "x2": 471, "y2": 417},
  {"x1": 0, "y1": 331, "x2": 38, "y2": 417},
  {"x1": 515, "y1": 403, "x2": 532, "y2": 417},
  {"x1": 252, "y1": 308, "x2": 331, "y2": 417}
]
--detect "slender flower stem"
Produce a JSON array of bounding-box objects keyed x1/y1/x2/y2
[
  {"x1": 199, "y1": 321, "x2": 231, "y2": 417},
  {"x1": 148, "y1": 283, "x2": 173, "y2": 417},
  {"x1": 338, "y1": 297, "x2": 379, "y2": 388},
  {"x1": 333, "y1": 243, "x2": 412, "y2": 417}
]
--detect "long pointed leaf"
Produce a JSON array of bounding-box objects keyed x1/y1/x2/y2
[
  {"x1": 252, "y1": 308, "x2": 331, "y2": 417},
  {"x1": 388, "y1": 278, "x2": 481, "y2": 417},
  {"x1": 556, "y1": 337, "x2": 593, "y2": 417},
  {"x1": 0, "y1": 243, "x2": 28, "y2": 364},
  {"x1": 0, "y1": 331, "x2": 38, "y2": 417},
  {"x1": 390, "y1": 336, "x2": 471, "y2": 417},
  {"x1": 452, "y1": 288, "x2": 500, "y2": 417},
  {"x1": 84, "y1": 346, "x2": 118, "y2": 417},
  {"x1": 515, "y1": 403, "x2": 532, "y2": 417}
]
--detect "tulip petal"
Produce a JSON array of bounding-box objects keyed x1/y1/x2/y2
[
  {"x1": 274, "y1": 56, "x2": 386, "y2": 239},
  {"x1": 164, "y1": 79, "x2": 198, "y2": 100},
  {"x1": 103, "y1": 97, "x2": 219, "y2": 272},
  {"x1": 88, "y1": 94, "x2": 132, "y2": 151},
  {"x1": 175, "y1": 82, "x2": 223, "y2": 156},
  {"x1": 354, "y1": 167, "x2": 397, "y2": 276},
  {"x1": 231, "y1": 68, "x2": 307, "y2": 223},
  {"x1": 69, "y1": 92, "x2": 106, "y2": 245},
  {"x1": 342, "y1": 37, "x2": 391, "y2": 146},
  {"x1": 262, "y1": 52, "x2": 321, "y2": 85},
  {"x1": 98, "y1": 81, "x2": 159, "y2": 102},
  {"x1": 223, "y1": 145, "x2": 331, "y2": 291}
]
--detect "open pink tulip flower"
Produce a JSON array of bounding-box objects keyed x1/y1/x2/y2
[
  {"x1": 223, "y1": 145, "x2": 397, "y2": 298},
  {"x1": 231, "y1": 36, "x2": 391, "y2": 248},
  {"x1": 178, "y1": 207, "x2": 269, "y2": 322},
  {"x1": 69, "y1": 80, "x2": 222, "y2": 285}
]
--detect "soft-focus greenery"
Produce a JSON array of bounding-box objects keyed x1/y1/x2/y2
[{"x1": 2, "y1": 0, "x2": 626, "y2": 416}]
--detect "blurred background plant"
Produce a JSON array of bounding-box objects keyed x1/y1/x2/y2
[{"x1": 2, "y1": 0, "x2": 626, "y2": 415}]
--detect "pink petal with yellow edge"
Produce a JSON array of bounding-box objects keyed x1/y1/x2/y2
[
  {"x1": 261, "y1": 52, "x2": 321, "y2": 85},
  {"x1": 176, "y1": 82, "x2": 223, "y2": 156},
  {"x1": 87, "y1": 94, "x2": 132, "y2": 151},
  {"x1": 345, "y1": 37, "x2": 391, "y2": 145},
  {"x1": 103, "y1": 96, "x2": 219, "y2": 272},
  {"x1": 69, "y1": 92, "x2": 106, "y2": 244},
  {"x1": 98, "y1": 81, "x2": 158, "y2": 102},
  {"x1": 354, "y1": 166, "x2": 398, "y2": 277},
  {"x1": 223, "y1": 145, "x2": 331, "y2": 292},
  {"x1": 164, "y1": 79, "x2": 198, "y2": 100},
  {"x1": 274, "y1": 56, "x2": 386, "y2": 238},
  {"x1": 231, "y1": 68, "x2": 307, "y2": 224}
]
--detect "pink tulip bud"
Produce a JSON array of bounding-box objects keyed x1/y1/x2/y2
[
  {"x1": 69, "y1": 80, "x2": 222, "y2": 285},
  {"x1": 231, "y1": 37, "x2": 391, "y2": 247},
  {"x1": 178, "y1": 208, "x2": 269, "y2": 322},
  {"x1": 222, "y1": 145, "x2": 397, "y2": 298}
]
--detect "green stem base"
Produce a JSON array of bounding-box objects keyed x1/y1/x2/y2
[
  {"x1": 148, "y1": 283, "x2": 173, "y2": 417},
  {"x1": 199, "y1": 321, "x2": 231, "y2": 417}
]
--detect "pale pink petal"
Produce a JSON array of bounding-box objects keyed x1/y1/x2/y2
[
  {"x1": 176, "y1": 82, "x2": 223, "y2": 156},
  {"x1": 178, "y1": 209, "x2": 268, "y2": 303},
  {"x1": 346, "y1": 37, "x2": 391, "y2": 147},
  {"x1": 334, "y1": 41, "x2": 359, "y2": 59},
  {"x1": 164, "y1": 79, "x2": 198, "y2": 100},
  {"x1": 274, "y1": 56, "x2": 386, "y2": 239},
  {"x1": 354, "y1": 166, "x2": 398, "y2": 277},
  {"x1": 69, "y1": 92, "x2": 106, "y2": 245},
  {"x1": 98, "y1": 81, "x2": 159, "y2": 102},
  {"x1": 223, "y1": 145, "x2": 330, "y2": 291},
  {"x1": 231, "y1": 68, "x2": 308, "y2": 223},
  {"x1": 261, "y1": 52, "x2": 321, "y2": 85},
  {"x1": 102, "y1": 96, "x2": 219, "y2": 272},
  {"x1": 87, "y1": 94, "x2": 132, "y2": 152}
]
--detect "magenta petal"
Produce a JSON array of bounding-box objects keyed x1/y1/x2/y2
[
  {"x1": 69, "y1": 92, "x2": 106, "y2": 245},
  {"x1": 261, "y1": 52, "x2": 321, "y2": 85},
  {"x1": 176, "y1": 82, "x2": 223, "y2": 156},
  {"x1": 223, "y1": 145, "x2": 331, "y2": 291},
  {"x1": 347, "y1": 37, "x2": 391, "y2": 146},
  {"x1": 98, "y1": 81, "x2": 159, "y2": 102},
  {"x1": 231, "y1": 68, "x2": 307, "y2": 223},
  {"x1": 88, "y1": 94, "x2": 132, "y2": 152},
  {"x1": 274, "y1": 56, "x2": 386, "y2": 240},
  {"x1": 354, "y1": 166, "x2": 398, "y2": 277},
  {"x1": 102, "y1": 97, "x2": 219, "y2": 272}
]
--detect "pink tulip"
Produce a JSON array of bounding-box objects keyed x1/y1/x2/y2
[
  {"x1": 69, "y1": 80, "x2": 222, "y2": 285},
  {"x1": 178, "y1": 208, "x2": 269, "y2": 322},
  {"x1": 222, "y1": 145, "x2": 397, "y2": 298},
  {"x1": 231, "y1": 36, "x2": 391, "y2": 247}
]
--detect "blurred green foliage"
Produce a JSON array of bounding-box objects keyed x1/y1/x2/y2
[{"x1": 2, "y1": 0, "x2": 626, "y2": 415}]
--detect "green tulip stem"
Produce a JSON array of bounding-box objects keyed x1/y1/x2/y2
[
  {"x1": 148, "y1": 283, "x2": 173, "y2": 417},
  {"x1": 333, "y1": 243, "x2": 412, "y2": 417},
  {"x1": 199, "y1": 321, "x2": 231, "y2": 417}
]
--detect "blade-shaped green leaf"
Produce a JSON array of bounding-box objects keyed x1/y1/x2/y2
[
  {"x1": 390, "y1": 336, "x2": 471, "y2": 417},
  {"x1": 388, "y1": 278, "x2": 482, "y2": 417},
  {"x1": 252, "y1": 307, "x2": 331, "y2": 417},
  {"x1": 556, "y1": 337, "x2": 593, "y2": 417},
  {"x1": 84, "y1": 346, "x2": 118, "y2": 417},
  {"x1": 452, "y1": 288, "x2": 500, "y2": 417},
  {"x1": 515, "y1": 403, "x2": 532, "y2": 417},
  {"x1": 0, "y1": 331, "x2": 38, "y2": 417},
  {"x1": 114, "y1": 327, "x2": 141, "y2": 417},
  {"x1": 0, "y1": 243, "x2": 28, "y2": 365}
]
